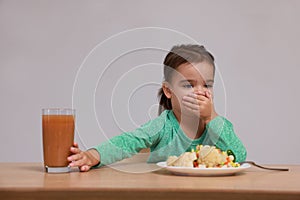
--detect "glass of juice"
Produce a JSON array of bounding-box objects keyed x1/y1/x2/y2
[{"x1": 42, "y1": 108, "x2": 75, "y2": 173}]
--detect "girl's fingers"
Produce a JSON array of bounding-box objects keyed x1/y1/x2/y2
[
  {"x1": 67, "y1": 145, "x2": 93, "y2": 172},
  {"x1": 182, "y1": 95, "x2": 199, "y2": 105},
  {"x1": 67, "y1": 152, "x2": 83, "y2": 162},
  {"x1": 73, "y1": 142, "x2": 79, "y2": 148},
  {"x1": 184, "y1": 93, "x2": 208, "y2": 104},
  {"x1": 69, "y1": 159, "x2": 85, "y2": 167},
  {"x1": 80, "y1": 165, "x2": 91, "y2": 172},
  {"x1": 205, "y1": 91, "x2": 213, "y2": 100},
  {"x1": 182, "y1": 99, "x2": 200, "y2": 110},
  {"x1": 194, "y1": 91, "x2": 205, "y2": 96},
  {"x1": 187, "y1": 92, "x2": 208, "y2": 100},
  {"x1": 196, "y1": 95, "x2": 208, "y2": 102},
  {"x1": 70, "y1": 147, "x2": 81, "y2": 154},
  {"x1": 68, "y1": 153, "x2": 88, "y2": 167}
]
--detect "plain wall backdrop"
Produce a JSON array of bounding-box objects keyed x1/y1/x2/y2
[{"x1": 1, "y1": 0, "x2": 299, "y2": 164}]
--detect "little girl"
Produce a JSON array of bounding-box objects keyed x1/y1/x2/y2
[{"x1": 68, "y1": 44, "x2": 247, "y2": 172}]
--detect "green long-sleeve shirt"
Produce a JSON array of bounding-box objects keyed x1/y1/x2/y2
[{"x1": 93, "y1": 110, "x2": 247, "y2": 167}]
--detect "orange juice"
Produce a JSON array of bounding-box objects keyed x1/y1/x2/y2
[{"x1": 42, "y1": 114, "x2": 74, "y2": 167}]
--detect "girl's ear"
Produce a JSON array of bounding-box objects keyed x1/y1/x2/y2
[{"x1": 162, "y1": 82, "x2": 172, "y2": 99}]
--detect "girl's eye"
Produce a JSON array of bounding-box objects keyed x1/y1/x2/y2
[
  {"x1": 183, "y1": 84, "x2": 193, "y2": 88},
  {"x1": 204, "y1": 84, "x2": 213, "y2": 88}
]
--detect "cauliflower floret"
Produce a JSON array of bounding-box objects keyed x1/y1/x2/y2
[
  {"x1": 196, "y1": 145, "x2": 229, "y2": 167},
  {"x1": 166, "y1": 156, "x2": 178, "y2": 166},
  {"x1": 167, "y1": 152, "x2": 197, "y2": 167}
]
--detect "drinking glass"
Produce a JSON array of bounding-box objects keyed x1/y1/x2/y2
[{"x1": 42, "y1": 108, "x2": 75, "y2": 173}]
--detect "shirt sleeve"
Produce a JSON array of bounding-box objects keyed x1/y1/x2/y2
[
  {"x1": 203, "y1": 116, "x2": 247, "y2": 162},
  {"x1": 91, "y1": 112, "x2": 167, "y2": 167}
]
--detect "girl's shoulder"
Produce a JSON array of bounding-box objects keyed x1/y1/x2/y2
[
  {"x1": 141, "y1": 110, "x2": 171, "y2": 128},
  {"x1": 137, "y1": 110, "x2": 173, "y2": 135}
]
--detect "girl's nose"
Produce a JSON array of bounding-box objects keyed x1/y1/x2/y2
[{"x1": 194, "y1": 86, "x2": 206, "y2": 94}]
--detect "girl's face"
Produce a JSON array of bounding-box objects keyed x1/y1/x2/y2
[{"x1": 163, "y1": 61, "x2": 214, "y2": 118}]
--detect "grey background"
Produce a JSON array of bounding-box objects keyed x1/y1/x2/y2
[{"x1": 1, "y1": 0, "x2": 299, "y2": 164}]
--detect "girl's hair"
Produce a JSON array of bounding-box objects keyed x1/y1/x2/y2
[{"x1": 158, "y1": 44, "x2": 215, "y2": 114}]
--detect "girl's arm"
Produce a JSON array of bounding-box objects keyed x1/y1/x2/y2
[
  {"x1": 68, "y1": 128, "x2": 159, "y2": 170},
  {"x1": 203, "y1": 116, "x2": 247, "y2": 162},
  {"x1": 69, "y1": 112, "x2": 167, "y2": 170},
  {"x1": 92, "y1": 119, "x2": 163, "y2": 167}
]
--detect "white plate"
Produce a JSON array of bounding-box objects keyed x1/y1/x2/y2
[{"x1": 156, "y1": 162, "x2": 251, "y2": 176}]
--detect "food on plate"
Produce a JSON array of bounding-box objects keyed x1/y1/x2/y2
[
  {"x1": 166, "y1": 145, "x2": 240, "y2": 168},
  {"x1": 166, "y1": 152, "x2": 197, "y2": 167}
]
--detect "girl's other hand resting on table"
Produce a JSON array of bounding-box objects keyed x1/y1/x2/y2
[{"x1": 67, "y1": 142, "x2": 100, "y2": 172}]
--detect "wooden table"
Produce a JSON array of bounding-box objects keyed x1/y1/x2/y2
[{"x1": 0, "y1": 155, "x2": 299, "y2": 200}]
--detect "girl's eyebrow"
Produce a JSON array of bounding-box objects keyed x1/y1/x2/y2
[
  {"x1": 179, "y1": 79, "x2": 193, "y2": 83},
  {"x1": 206, "y1": 80, "x2": 214, "y2": 84},
  {"x1": 178, "y1": 79, "x2": 196, "y2": 84},
  {"x1": 179, "y1": 79, "x2": 214, "y2": 83}
]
